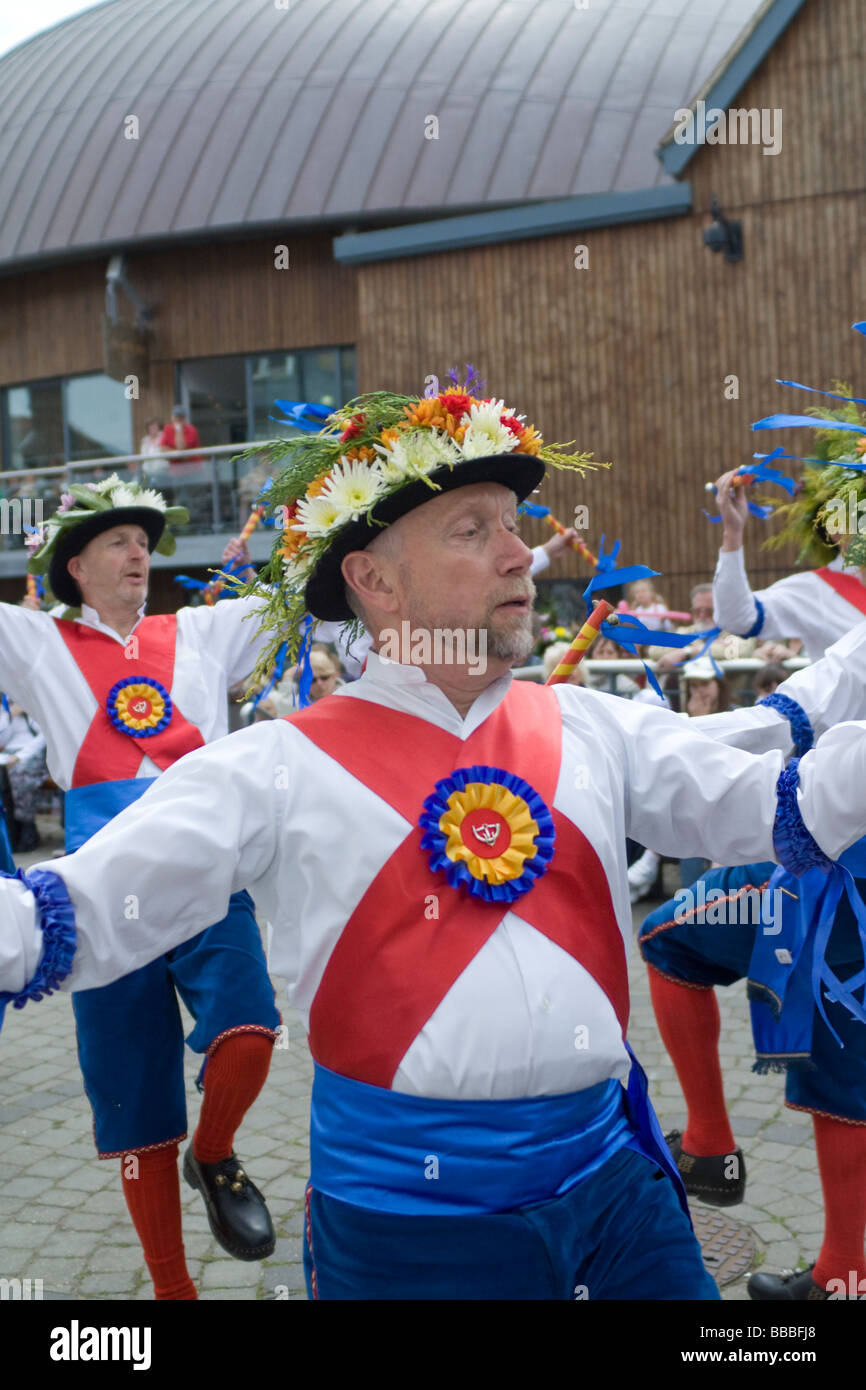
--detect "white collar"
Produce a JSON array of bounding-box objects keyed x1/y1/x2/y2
[
  {"x1": 77, "y1": 601, "x2": 147, "y2": 644},
  {"x1": 345, "y1": 650, "x2": 514, "y2": 737}
]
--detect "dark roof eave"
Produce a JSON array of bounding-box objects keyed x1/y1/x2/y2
[
  {"x1": 332, "y1": 185, "x2": 693, "y2": 266},
  {"x1": 656, "y1": 0, "x2": 808, "y2": 177},
  {"x1": 0, "y1": 198, "x2": 560, "y2": 279}
]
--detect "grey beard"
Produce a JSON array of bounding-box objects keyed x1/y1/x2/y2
[{"x1": 484, "y1": 618, "x2": 535, "y2": 665}]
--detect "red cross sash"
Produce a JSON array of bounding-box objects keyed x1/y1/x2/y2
[
  {"x1": 55, "y1": 615, "x2": 205, "y2": 787},
  {"x1": 287, "y1": 682, "x2": 629, "y2": 1088},
  {"x1": 814, "y1": 566, "x2": 866, "y2": 616}
]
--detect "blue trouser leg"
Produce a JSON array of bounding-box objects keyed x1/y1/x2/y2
[{"x1": 71, "y1": 891, "x2": 280, "y2": 1155}]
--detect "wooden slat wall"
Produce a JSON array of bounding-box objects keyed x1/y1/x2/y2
[{"x1": 0, "y1": 237, "x2": 358, "y2": 444}]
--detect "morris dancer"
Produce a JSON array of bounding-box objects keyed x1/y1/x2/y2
[
  {"x1": 0, "y1": 476, "x2": 280, "y2": 1299},
  {"x1": 642, "y1": 411, "x2": 866, "y2": 1300},
  {"x1": 3, "y1": 389, "x2": 866, "y2": 1301}
]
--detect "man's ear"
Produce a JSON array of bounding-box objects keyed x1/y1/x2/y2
[
  {"x1": 67, "y1": 555, "x2": 82, "y2": 584},
  {"x1": 341, "y1": 548, "x2": 400, "y2": 617}
]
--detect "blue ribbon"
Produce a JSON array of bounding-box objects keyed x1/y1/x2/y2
[
  {"x1": 581, "y1": 537, "x2": 697, "y2": 699},
  {"x1": 271, "y1": 400, "x2": 332, "y2": 433},
  {"x1": 753, "y1": 413, "x2": 866, "y2": 435}
]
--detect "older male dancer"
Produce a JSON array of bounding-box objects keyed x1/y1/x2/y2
[{"x1": 0, "y1": 475, "x2": 280, "y2": 1299}]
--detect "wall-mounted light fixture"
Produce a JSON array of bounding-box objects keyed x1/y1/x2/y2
[{"x1": 702, "y1": 197, "x2": 743, "y2": 263}]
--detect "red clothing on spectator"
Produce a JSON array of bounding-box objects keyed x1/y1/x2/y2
[{"x1": 159, "y1": 422, "x2": 202, "y2": 467}]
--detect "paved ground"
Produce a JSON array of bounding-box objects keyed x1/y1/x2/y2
[{"x1": 0, "y1": 822, "x2": 822, "y2": 1301}]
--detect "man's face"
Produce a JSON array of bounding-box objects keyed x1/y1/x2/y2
[
  {"x1": 686, "y1": 678, "x2": 719, "y2": 716},
  {"x1": 363, "y1": 482, "x2": 537, "y2": 668},
  {"x1": 309, "y1": 652, "x2": 339, "y2": 701},
  {"x1": 691, "y1": 590, "x2": 715, "y2": 626},
  {"x1": 67, "y1": 525, "x2": 150, "y2": 609}
]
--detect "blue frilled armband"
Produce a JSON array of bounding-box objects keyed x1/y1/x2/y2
[
  {"x1": 772, "y1": 759, "x2": 834, "y2": 878},
  {"x1": 0, "y1": 868, "x2": 77, "y2": 1020},
  {"x1": 741, "y1": 597, "x2": 765, "y2": 639},
  {"x1": 757, "y1": 692, "x2": 814, "y2": 759}
]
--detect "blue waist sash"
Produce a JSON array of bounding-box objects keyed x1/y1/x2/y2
[
  {"x1": 65, "y1": 777, "x2": 157, "y2": 852},
  {"x1": 310, "y1": 1047, "x2": 687, "y2": 1218}
]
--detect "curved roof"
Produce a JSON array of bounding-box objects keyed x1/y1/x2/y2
[{"x1": 0, "y1": 0, "x2": 770, "y2": 271}]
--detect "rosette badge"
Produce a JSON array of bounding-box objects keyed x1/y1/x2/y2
[
  {"x1": 419, "y1": 766, "x2": 555, "y2": 903},
  {"x1": 107, "y1": 677, "x2": 173, "y2": 738}
]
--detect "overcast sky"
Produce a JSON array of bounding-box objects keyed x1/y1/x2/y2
[{"x1": 0, "y1": 1, "x2": 104, "y2": 61}]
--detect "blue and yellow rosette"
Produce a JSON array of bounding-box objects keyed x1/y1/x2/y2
[
  {"x1": 419, "y1": 765, "x2": 555, "y2": 904},
  {"x1": 106, "y1": 677, "x2": 172, "y2": 739}
]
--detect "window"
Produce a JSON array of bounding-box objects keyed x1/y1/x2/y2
[
  {"x1": 177, "y1": 346, "x2": 357, "y2": 444},
  {"x1": 1, "y1": 374, "x2": 132, "y2": 471}
]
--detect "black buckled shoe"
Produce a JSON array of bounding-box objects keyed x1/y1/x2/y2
[
  {"x1": 665, "y1": 1130, "x2": 746, "y2": 1207},
  {"x1": 748, "y1": 1264, "x2": 831, "y2": 1301},
  {"x1": 183, "y1": 1147, "x2": 275, "y2": 1262}
]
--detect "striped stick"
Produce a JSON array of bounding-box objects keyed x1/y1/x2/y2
[
  {"x1": 543, "y1": 513, "x2": 598, "y2": 567},
  {"x1": 205, "y1": 504, "x2": 266, "y2": 605},
  {"x1": 545, "y1": 600, "x2": 616, "y2": 685},
  {"x1": 25, "y1": 573, "x2": 39, "y2": 605}
]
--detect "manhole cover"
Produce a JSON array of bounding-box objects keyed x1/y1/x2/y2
[{"x1": 692, "y1": 1205, "x2": 757, "y2": 1286}]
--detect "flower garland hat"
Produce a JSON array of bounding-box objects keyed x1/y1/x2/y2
[
  {"x1": 750, "y1": 322, "x2": 866, "y2": 569},
  {"x1": 244, "y1": 368, "x2": 609, "y2": 682},
  {"x1": 27, "y1": 475, "x2": 189, "y2": 606}
]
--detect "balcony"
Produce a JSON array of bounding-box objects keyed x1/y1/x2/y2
[{"x1": 0, "y1": 443, "x2": 280, "y2": 578}]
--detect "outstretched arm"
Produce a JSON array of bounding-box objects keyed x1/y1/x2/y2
[{"x1": 0, "y1": 721, "x2": 289, "y2": 1007}]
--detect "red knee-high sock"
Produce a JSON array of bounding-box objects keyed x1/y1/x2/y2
[
  {"x1": 120, "y1": 1143, "x2": 197, "y2": 1300},
  {"x1": 812, "y1": 1114, "x2": 866, "y2": 1292},
  {"x1": 647, "y1": 967, "x2": 736, "y2": 1156},
  {"x1": 193, "y1": 1031, "x2": 274, "y2": 1164}
]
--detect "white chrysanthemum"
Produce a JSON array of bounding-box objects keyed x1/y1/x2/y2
[
  {"x1": 134, "y1": 486, "x2": 166, "y2": 512},
  {"x1": 374, "y1": 428, "x2": 459, "y2": 483},
  {"x1": 293, "y1": 493, "x2": 345, "y2": 537},
  {"x1": 282, "y1": 554, "x2": 312, "y2": 589},
  {"x1": 91, "y1": 473, "x2": 124, "y2": 495},
  {"x1": 459, "y1": 399, "x2": 520, "y2": 459},
  {"x1": 108, "y1": 485, "x2": 139, "y2": 509},
  {"x1": 319, "y1": 456, "x2": 385, "y2": 523}
]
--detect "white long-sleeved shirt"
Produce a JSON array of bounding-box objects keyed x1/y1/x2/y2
[
  {"x1": 3, "y1": 641, "x2": 866, "y2": 1102},
  {"x1": 0, "y1": 708, "x2": 46, "y2": 764},
  {"x1": 713, "y1": 549, "x2": 866, "y2": 661},
  {"x1": 0, "y1": 596, "x2": 270, "y2": 790}
]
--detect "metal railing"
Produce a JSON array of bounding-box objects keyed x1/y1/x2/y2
[{"x1": 0, "y1": 442, "x2": 276, "y2": 551}]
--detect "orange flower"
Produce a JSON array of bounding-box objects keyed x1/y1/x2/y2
[
  {"x1": 306, "y1": 471, "x2": 332, "y2": 498},
  {"x1": 517, "y1": 425, "x2": 543, "y2": 455},
  {"x1": 404, "y1": 399, "x2": 448, "y2": 430},
  {"x1": 343, "y1": 445, "x2": 376, "y2": 464}
]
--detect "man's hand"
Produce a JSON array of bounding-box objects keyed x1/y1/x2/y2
[
  {"x1": 20, "y1": 594, "x2": 40, "y2": 612},
  {"x1": 715, "y1": 470, "x2": 749, "y2": 552},
  {"x1": 653, "y1": 650, "x2": 685, "y2": 673},
  {"x1": 543, "y1": 527, "x2": 579, "y2": 557},
  {"x1": 221, "y1": 537, "x2": 255, "y2": 575}
]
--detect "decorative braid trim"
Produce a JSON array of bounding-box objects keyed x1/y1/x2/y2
[
  {"x1": 757, "y1": 692, "x2": 815, "y2": 758},
  {"x1": 643, "y1": 962, "x2": 713, "y2": 991},
  {"x1": 305, "y1": 1184, "x2": 319, "y2": 1301},
  {"x1": 205, "y1": 1022, "x2": 282, "y2": 1058},
  {"x1": 0, "y1": 867, "x2": 76, "y2": 1012},
  {"x1": 97, "y1": 1130, "x2": 188, "y2": 1160},
  {"x1": 639, "y1": 881, "x2": 772, "y2": 944},
  {"x1": 773, "y1": 760, "x2": 834, "y2": 877},
  {"x1": 741, "y1": 597, "x2": 765, "y2": 639},
  {"x1": 785, "y1": 1101, "x2": 866, "y2": 1127}
]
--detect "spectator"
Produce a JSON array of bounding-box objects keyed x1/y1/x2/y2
[
  {"x1": 648, "y1": 582, "x2": 756, "y2": 677},
  {"x1": 753, "y1": 662, "x2": 788, "y2": 700},
  {"x1": 624, "y1": 578, "x2": 670, "y2": 632},
  {"x1": 0, "y1": 699, "x2": 47, "y2": 851},
  {"x1": 159, "y1": 405, "x2": 202, "y2": 465},
  {"x1": 584, "y1": 636, "x2": 639, "y2": 697},
  {"x1": 541, "y1": 640, "x2": 584, "y2": 686},
  {"x1": 139, "y1": 418, "x2": 165, "y2": 458}
]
